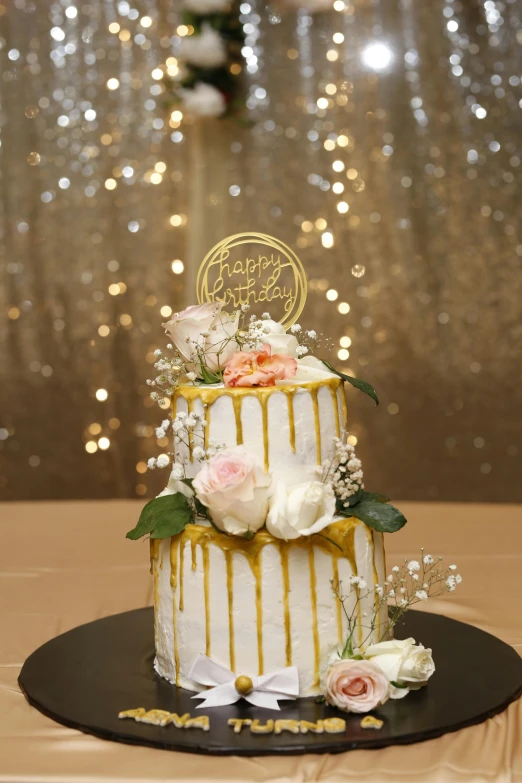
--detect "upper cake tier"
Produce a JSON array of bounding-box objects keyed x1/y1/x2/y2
[{"x1": 172, "y1": 376, "x2": 347, "y2": 485}]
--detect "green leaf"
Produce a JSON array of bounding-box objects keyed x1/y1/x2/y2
[
  {"x1": 360, "y1": 491, "x2": 391, "y2": 504},
  {"x1": 341, "y1": 633, "x2": 354, "y2": 659},
  {"x1": 150, "y1": 508, "x2": 193, "y2": 539},
  {"x1": 199, "y1": 364, "x2": 222, "y2": 385},
  {"x1": 351, "y1": 500, "x2": 407, "y2": 534},
  {"x1": 321, "y1": 360, "x2": 379, "y2": 405},
  {"x1": 126, "y1": 493, "x2": 193, "y2": 540},
  {"x1": 390, "y1": 681, "x2": 409, "y2": 689},
  {"x1": 347, "y1": 487, "x2": 363, "y2": 507}
]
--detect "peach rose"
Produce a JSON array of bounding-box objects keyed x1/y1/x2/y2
[
  {"x1": 193, "y1": 446, "x2": 271, "y2": 536},
  {"x1": 322, "y1": 659, "x2": 390, "y2": 713},
  {"x1": 223, "y1": 344, "x2": 297, "y2": 388}
]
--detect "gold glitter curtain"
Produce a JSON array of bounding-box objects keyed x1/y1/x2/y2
[{"x1": 1, "y1": 0, "x2": 521, "y2": 501}]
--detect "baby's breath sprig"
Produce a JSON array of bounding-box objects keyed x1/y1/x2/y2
[
  {"x1": 332, "y1": 550, "x2": 462, "y2": 652},
  {"x1": 319, "y1": 436, "x2": 364, "y2": 507},
  {"x1": 146, "y1": 411, "x2": 222, "y2": 473}
]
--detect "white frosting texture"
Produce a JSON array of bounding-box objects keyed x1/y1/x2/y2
[
  {"x1": 172, "y1": 376, "x2": 347, "y2": 487},
  {"x1": 152, "y1": 520, "x2": 387, "y2": 696}
]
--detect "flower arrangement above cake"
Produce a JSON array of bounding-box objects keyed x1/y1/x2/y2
[{"x1": 128, "y1": 300, "x2": 401, "y2": 543}]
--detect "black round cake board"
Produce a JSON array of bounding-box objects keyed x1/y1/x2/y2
[{"x1": 19, "y1": 607, "x2": 522, "y2": 756}]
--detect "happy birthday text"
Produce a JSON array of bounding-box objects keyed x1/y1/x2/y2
[{"x1": 204, "y1": 249, "x2": 297, "y2": 312}]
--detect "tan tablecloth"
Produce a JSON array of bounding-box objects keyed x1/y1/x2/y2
[{"x1": 1, "y1": 500, "x2": 521, "y2": 783}]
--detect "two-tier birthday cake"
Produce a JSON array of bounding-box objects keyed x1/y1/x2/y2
[
  {"x1": 21, "y1": 232, "x2": 513, "y2": 756},
  {"x1": 126, "y1": 234, "x2": 457, "y2": 717}
]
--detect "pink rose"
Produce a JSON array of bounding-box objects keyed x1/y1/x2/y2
[
  {"x1": 162, "y1": 302, "x2": 239, "y2": 373},
  {"x1": 223, "y1": 344, "x2": 297, "y2": 388},
  {"x1": 193, "y1": 446, "x2": 271, "y2": 536},
  {"x1": 322, "y1": 659, "x2": 390, "y2": 713}
]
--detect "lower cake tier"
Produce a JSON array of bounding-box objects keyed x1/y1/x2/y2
[{"x1": 152, "y1": 519, "x2": 387, "y2": 697}]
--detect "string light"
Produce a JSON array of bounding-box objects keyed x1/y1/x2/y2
[{"x1": 322, "y1": 232, "x2": 334, "y2": 249}]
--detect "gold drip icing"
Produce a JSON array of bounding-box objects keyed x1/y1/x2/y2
[
  {"x1": 332, "y1": 556, "x2": 343, "y2": 642},
  {"x1": 187, "y1": 397, "x2": 195, "y2": 461},
  {"x1": 166, "y1": 519, "x2": 360, "y2": 684},
  {"x1": 254, "y1": 562, "x2": 264, "y2": 675},
  {"x1": 231, "y1": 395, "x2": 244, "y2": 445},
  {"x1": 172, "y1": 377, "x2": 343, "y2": 472},
  {"x1": 203, "y1": 404, "x2": 211, "y2": 450},
  {"x1": 309, "y1": 387, "x2": 322, "y2": 464},
  {"x1": 169, "y1": 540, "x2": 180, "y2": 685},
  {"x1": 285, "y1": 390, "x2": 296, "y2": 452},
  {"x1": 308, "y1": 548, "x2": 320, "y2": 687},
  {"x1": 179, "y1": 534, "x2": 185, "y2": 612},
  {"x1": 280, "y1": 545, "x2": 292, "y2": 666},
  {"x1": 149, "y1": 538, "x2": 158, "y2": 575},
  {"x1": 151, "y1": 540, "x2": 160, "y2": 646},
  {"x1": 225, "y1": 551, "x2": 235, "y2": 671},
  {"x1": 169, "y1": 539, "x2": 178, "y2": 590},
  {"x1": 259, "y1": 395, "x2": 269, "y2": 472},
  {"x1": 203, "y1": 545, "x2": 211, "y2": 656},
  {"x1": 329, "y1": 386, "x2": 341, "y2": 438}
]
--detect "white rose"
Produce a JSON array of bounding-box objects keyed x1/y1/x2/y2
[
  {"x1": 179, "y1": 24, "x2": 228, "y2": 68},
  {"x1": 260, "y1": 319, "x2": 299, "y2": 357},
  {"x1": 183, "y1": 0, "x2": 230, "y2": 13},
  {"x1": 364, "y1": 637, "x2": 435, "y2": 699},
  {"x1": 179, "y1": 83, "x2": 227, "y2": 119},
  {"x1": 163, "y1": 302, "x2": 239, "y2": 373},
  {"x1": 157, "y1": 468, "x2": 194, "y2": 500},
  {"x1": 192, "y1": 446, "x2": 271, "y2": 536},
  {"x1": 266, "y1": 480, "x2": 335, "y2": 540}
]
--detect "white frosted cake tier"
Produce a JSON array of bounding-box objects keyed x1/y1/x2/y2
[
  {"x1": 152, "y1": 518, "x2": 387, "y2": 696},
  {"x1": 171, "y1": 377, "x2": 347, "y2": 484}
]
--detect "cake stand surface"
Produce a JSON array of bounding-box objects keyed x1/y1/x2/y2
[{"x1": 19, "y1": 607, "x2": 522, "y2": 756}]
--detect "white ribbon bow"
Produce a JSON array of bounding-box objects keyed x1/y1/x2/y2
[{"x1": 188, "y1": 654, "x2": 299, "y2": 711}]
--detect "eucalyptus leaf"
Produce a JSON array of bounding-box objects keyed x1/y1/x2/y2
[
  {"x1": 126, "y1": 492, "x2": 193, "y2": 540},
  {"x1": 321, "y1": 360, "x2": 379, "y2": 405},
  {"x1": 350, "y1": 500, "x2": 407, "y2": 533}
]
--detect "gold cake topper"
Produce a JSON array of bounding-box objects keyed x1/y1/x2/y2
[{"x1": 196, "y1": 232, "x2": 308, "y2": 328}]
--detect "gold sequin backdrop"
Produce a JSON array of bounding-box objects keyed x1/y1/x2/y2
[{"x1": 0, "y1": 0, "x2": 521, "y2": 502}]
